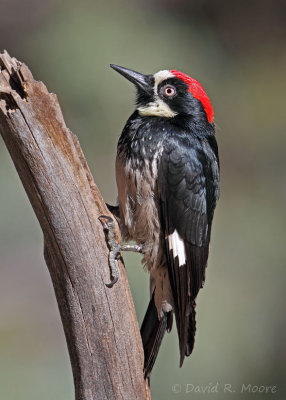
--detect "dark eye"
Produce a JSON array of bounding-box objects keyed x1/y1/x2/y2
[{"x1": 163, "y1": 86, "x2": 176, "y2": 97}]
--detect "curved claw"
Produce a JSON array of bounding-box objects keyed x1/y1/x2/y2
[
  {"x1": 105, "y1": 275, "x2": 118, "y2": 288},
  {"x1": 98, "y1": 215, "x2": 114, "y2": 230}
]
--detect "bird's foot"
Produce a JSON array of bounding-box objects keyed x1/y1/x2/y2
[{"x1": 99, "y1": 215, "x2": 142, "y2": 288}]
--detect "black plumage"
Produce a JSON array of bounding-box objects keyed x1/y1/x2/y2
[
  {"x1": 158, "y1": 132, "x2": 219, "y2": 365},
  {"x1": 110, "y1": 65, "x2": 220, "y2": 377}
]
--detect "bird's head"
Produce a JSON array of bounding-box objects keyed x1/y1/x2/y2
[{"x1": 110, "y1": 64, "x2": 214, "y2": 125}]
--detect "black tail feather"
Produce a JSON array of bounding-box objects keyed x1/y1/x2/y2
[
  {"x1": 140, "y1": 294, "x2": 168, "y2": 379},
  {"x1": 179, "y1": 304, "x2": 196, "y2": 367}
]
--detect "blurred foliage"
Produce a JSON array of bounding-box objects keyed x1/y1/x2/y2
[{"x1": 0, "y1": 0, "x2": 285, "y2": 399}]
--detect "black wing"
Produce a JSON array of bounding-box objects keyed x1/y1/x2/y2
[{"x1": 158, "y1": 134, "x2": 219, "y2": 366}]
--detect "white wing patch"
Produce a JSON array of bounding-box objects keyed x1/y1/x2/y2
[{"x1": 168, "y1": 230, "x2": 186, "y2": 267}]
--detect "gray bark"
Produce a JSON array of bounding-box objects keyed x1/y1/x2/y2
[{"x1": 0, "y1": 50, "x2": 150, "y2": 400}]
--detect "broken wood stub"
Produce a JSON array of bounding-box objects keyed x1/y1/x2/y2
[{"x1": 0, "y1": 51, "x2": 151, "y2": 400}]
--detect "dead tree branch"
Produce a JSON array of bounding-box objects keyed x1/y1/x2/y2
[{"x1": 0, "y1": 51, "x2": 151, "y2": 400}]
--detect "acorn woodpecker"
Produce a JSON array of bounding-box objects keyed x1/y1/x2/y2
[{"x1": 101, "y1": 65, "x2": 220, "y2": 378}]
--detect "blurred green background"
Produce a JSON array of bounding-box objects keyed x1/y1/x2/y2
[{"x1": 0, "y1": 0, "x2": 285, "y2": 399}]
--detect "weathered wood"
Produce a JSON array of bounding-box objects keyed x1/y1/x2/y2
[{"x1": 0, "y1": 51, "x2": 151, "y2": 400}]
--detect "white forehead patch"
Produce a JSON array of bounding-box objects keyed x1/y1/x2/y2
[
  {"x1": 137, "y1": 69, "x2": 177, "y2": 118},
  {"x1": 154, "y1": 70, "x2": 175, "y2": 89}
]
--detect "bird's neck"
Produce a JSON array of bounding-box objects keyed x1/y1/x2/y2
[
  {"x1": 118, "y1": 111, "x2": 214, "y2": 154},
  {"x1": 171, "y1": 113, "x2": 214, "y2": 138}
]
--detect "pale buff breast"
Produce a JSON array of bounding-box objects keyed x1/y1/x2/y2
[
  {"x1": 116, "y1": 153, "x2": 163, "y2": 270},
  {"x1": 116, "y1": 151, "x2": 174, "y2": 315}
]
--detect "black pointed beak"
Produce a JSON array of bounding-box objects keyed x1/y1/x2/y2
[{"x1": 110, "y1": 64, "x2": 152, "y2": 93}]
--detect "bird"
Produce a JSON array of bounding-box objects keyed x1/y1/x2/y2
[{"x1": 100, "y1": 64, "x2": 220, "y2": 379}]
